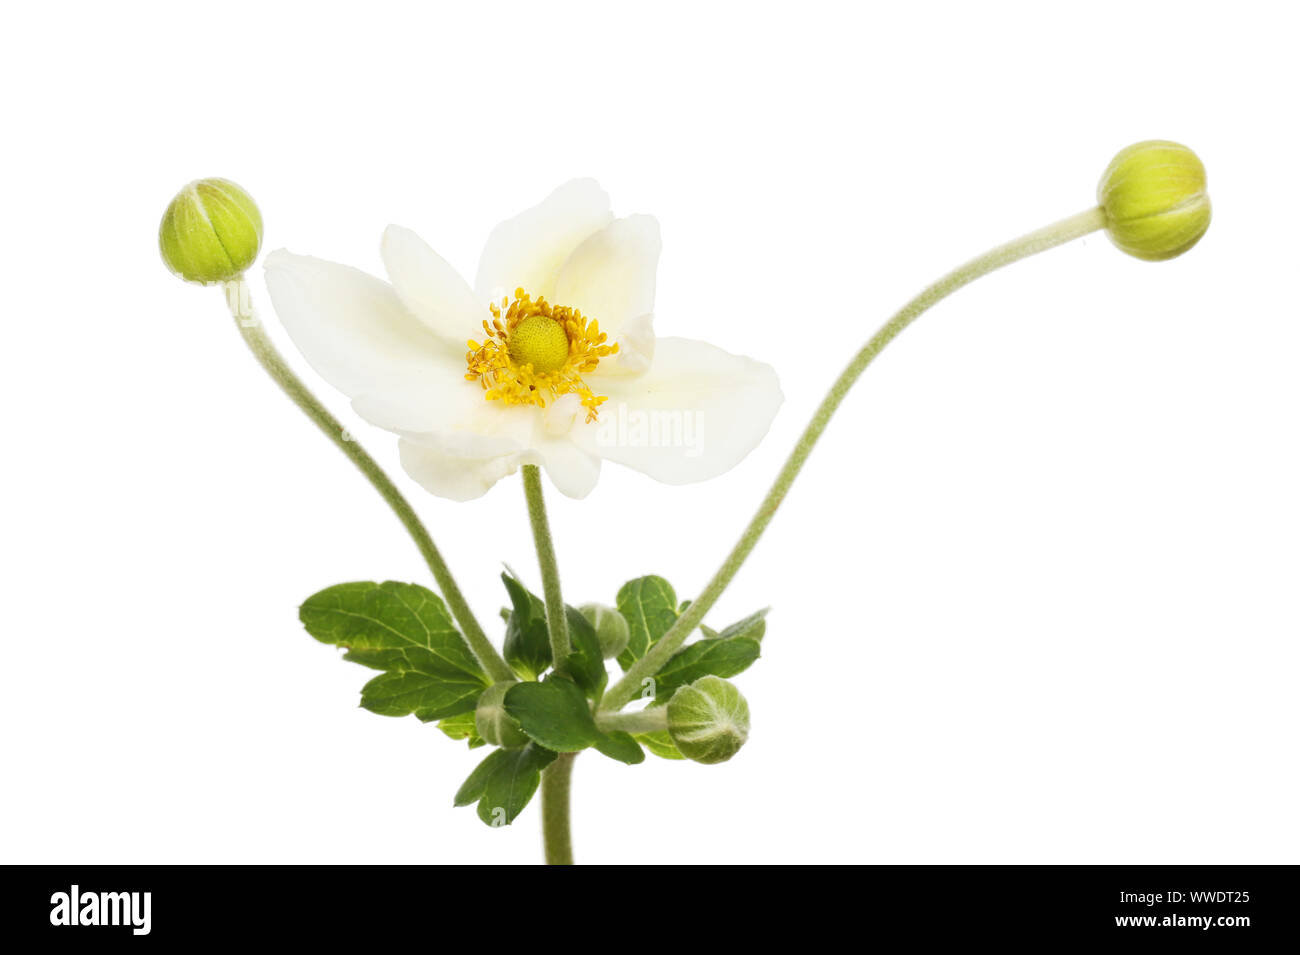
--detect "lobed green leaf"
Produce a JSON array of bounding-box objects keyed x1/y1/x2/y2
[
  {"x1": 301, "y1": 581, "x2": 484, "y2": 679},
  {"x1": 300, "y1": 581, "x2": 489, "y2": 721},
  {"x1": 653, "y1": 637, "x2": 761, "y2": 702},
  {"x1": 358, "y1": 665, "x2": 486, "y2": 722},
  {"x1": 437, "y1": 712, "x2": 487, "y2": 749},
  {"x1": 454, "y1": 743, "x2": 558, "y2": 827},
  {"x1": 615, "y1": 575, "x2": 679, "y2": 670}
]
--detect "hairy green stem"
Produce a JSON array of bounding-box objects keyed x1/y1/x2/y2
[
  {"x1": 595, "y1": 708, "x2": 668, "y2": 735},
  {"x1": 541, "y1": 752, "x2": 576, "y2": 865},
  {"x1": 600, "y1": 206, "x2": 1107, "y2": 712},
  {"x1": 521, "y1": 464, "x2": 572, "y2": 664},
  {"x1": 223, "y1": 278, "x2": 514, "y2": 684}
]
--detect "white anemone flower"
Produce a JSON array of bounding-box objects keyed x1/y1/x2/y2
[{"x1": 263, "y1": 180, "x2": 783, "y2": 500}]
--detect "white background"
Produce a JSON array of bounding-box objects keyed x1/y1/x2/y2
[{"x1": 2, "y1": 1, "x2": 1296, "y2": 865}]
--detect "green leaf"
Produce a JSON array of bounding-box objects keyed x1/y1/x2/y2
[
  {"x1": 301, "y1": 581, "x2": 490, "y2": 721},
  {"x1": 712, "y1": 608, "x2": 769, "y2": 643},
  {"x1": 341, "y1": 647, "x2": 420, "y2": 671},
  {"x1": 454, "y1": 749, "x2": 503, "y2": 807},
  {"x1": 301, "y1": 581, "x2": 483, "y2": 675},
  {"x1": 615, "y1": 576, "x2": 679, "y2": 670},
  {"x1": 505, "y1": 675, "x2": 641, "y2": 763},
  {"x1": 454, "y1": 744, "x2": 558, "y2": 826},
  {"x1": 499, "y1": 574, "x2": 610, "y2": 695},
  {"x1": 437, "y1": 712, "x2": 486, "y2": 749},
  {"x1": 592, "y1": 731, "x2": 645, "y2": 765},
  {"x1": 558, "y1": 603, "x2": 607, "y2": 699},
  {"x1": 357, "y1": 664, "x2": 486, "y2": 722},
  {"x1": 478, "y1": 744, "x2": 557, "y2": 826},
  {"x1": 651, "y1": 608, "x2": 767, "y2": 702},
  {"x1": 504, "y1": 677, "x2": 602, "y2": 752},
  {"x1": 653, "y1": 637, "x2": 761, "y2": 702},
  {"x1": 501, "y1": 574, "x2": 552, "y2": 680},
  {"x1": 635, "y1": 730, "x2": 685, "y2": 760}
]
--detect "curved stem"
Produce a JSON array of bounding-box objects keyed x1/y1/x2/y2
[
  {"x1": 601, "y1": 206, "x2": 1107, "y2": 712},
  {"x1": 595, "y1": 708, "x2": 668, "y2": 735},
  {"x1": 540, "y1": 752, "x2": 576, "y2": 865},
  {"x1": 223, "y1": 278, "x2": 514, "y2": 684},
  {"x1": 521, "y1": 464, "x2": 571, "y2": 664}
]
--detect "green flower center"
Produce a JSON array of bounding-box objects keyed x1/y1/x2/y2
[
  {"x1": 507, "y1": 314, "x2": 570, "y2": 374},
  {"x1": 466, "y1": 288, "x2": 620, "y2": 421}
]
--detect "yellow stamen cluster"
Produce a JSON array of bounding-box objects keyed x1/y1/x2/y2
[{"x1": 466, "y1": 288, "x2": 619, "y2": 421}]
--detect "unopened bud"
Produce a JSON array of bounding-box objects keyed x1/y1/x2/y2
[
  {"x1": 579, "y1": 603, "x2": 630, "y2": 659},
  {"x1": 666, "y1": 675, "x2": 750, "y2": 764},
  {"x1": 1097, "y1": 141, "x2": 1210, "y2": 262},
  {"x1": 475, "y1": 681, "x2": 529, "y2": 749},
  {"x1": 159, "y1": 178, "x2": 263, "y2": 284}
]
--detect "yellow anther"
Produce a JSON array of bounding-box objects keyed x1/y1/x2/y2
[{"x1": 465, "y1": 288, "x2": 620, "y2": 421}]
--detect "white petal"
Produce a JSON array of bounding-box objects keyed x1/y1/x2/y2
[
  {"x1": 398, "y1": 420, "x2": 598, "y2": 501},
  {"x1": 570, "y1": 337, "x2": 783, "y2": 484},
  {"x1": 541, "y1": 392, "x2": 583, "y2": 436},
  {"x1": 474, "y1": 179, "x2": 612, "y2": 303},
  {"x1": 350, "y1": 372, "x2": 480, "y2": 438},
  {"x1": 554, "y1": 214, "x2": 661, "y2": 342},
  {"x1": 593, "y1": 311, "x2": 655, "y2": 378},
  {"x1": 380, "y1": 225, "x2": 484, "y2": 347},
  {"x1": 398, "y1": 436, "x2": 527, "y2": 502},
  {"x1": 263, "y1": 250, "x2": 446, "y2": 398},
  {"x1": 531, "y1": 434, "x2": 602, "y2": 500},
  {"x1": 354, "y1": 382, "x2": 534, "y2": 458}
]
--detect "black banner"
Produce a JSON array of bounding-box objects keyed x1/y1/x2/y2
[{"x1": 11, "y1": 865, "x2": 1295, "y2": 942}]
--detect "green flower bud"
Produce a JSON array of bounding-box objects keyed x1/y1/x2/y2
[
  {"x1": 1097, "y1": 140, "x2": 1210, "y2": 262},
  {"x1": 666, "y1": 675, "x2": 750, "y2": 764},
  {"x1": 579, "y1": 603, "x2": 630, "y2": 659},
  {"x1": 475, "y1": 682, "x2": 529, "y2": 749},
  {"x1": 159, "y1": 178, "x2": 263, "y2": 284}
]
